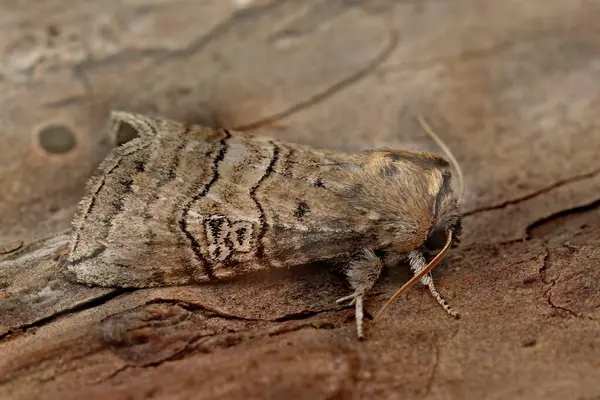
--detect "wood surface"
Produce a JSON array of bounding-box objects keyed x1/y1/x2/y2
[{"x1": 1, "y1": 1, "x2": 600, "y2": 399}]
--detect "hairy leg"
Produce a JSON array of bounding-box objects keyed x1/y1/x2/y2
[
  {"x1": 407, "y1": 250, "x2": 459, "y2": 318},
  {"x1": 336, "y1": 249, "x2": 383, "y2": 339}
]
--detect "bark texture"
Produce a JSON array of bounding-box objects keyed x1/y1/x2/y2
[{"x1": 1, "y1": 1, "x2": 600, "y2": 399}]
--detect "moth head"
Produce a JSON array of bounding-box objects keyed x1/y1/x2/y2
[
  {"x1": 417, "y1": 116, "x2": 463, "y2": 252},
  {"x1": 425, "y1": 170, "x2": 462, "y2": 252}
]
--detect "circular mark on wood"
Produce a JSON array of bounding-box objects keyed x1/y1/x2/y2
[{"x1": 38, "y1": 125, "x2": 76, "y2": 154}]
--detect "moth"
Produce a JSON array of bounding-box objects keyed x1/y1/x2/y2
[{"x1": 67, "y1": 112, "x2": 463, "y2": 339}]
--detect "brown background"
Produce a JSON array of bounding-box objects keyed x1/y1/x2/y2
[{"x1": 1, "y1": 1, "x2": 600, "y2": 399}]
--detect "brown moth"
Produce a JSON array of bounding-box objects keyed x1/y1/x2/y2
[{"x1": 67, "y1": 112, "x2": 462, "y2": 339}]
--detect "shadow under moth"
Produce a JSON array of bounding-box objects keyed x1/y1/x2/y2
[{"x1": 67, "y1": 111, "x2": 463, "y2": 339}]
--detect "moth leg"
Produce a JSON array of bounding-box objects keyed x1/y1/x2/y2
[
  {"x1": 336, "y1": 249, "x2": 383, "y2": 339},
  {"x1": 407, "y1": 250, "x2": 459, "y2": 318}
]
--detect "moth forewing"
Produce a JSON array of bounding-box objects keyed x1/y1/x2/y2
[{"x1": 67, "y1": 111, "x2": 462, "y2": 339}]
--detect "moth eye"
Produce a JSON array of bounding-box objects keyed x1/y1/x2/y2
[{"x1": 425, "y1": 228, "x2": 447, "y2": 251}]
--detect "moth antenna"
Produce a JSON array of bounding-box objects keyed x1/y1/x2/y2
[
  {"x1": 417, "y1": 116, "x2": 464, "y2": 200},
  {"x1": 374, "y1": 230, "x2": 453, "y2": 320}
]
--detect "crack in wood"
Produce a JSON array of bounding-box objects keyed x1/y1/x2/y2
[
  {"x1": 464, "y1": 167, "x2": 600, "y2": 217},
  {"x1": 0, "y1": 288, "x2": 134, "y2": 342},
  {"x1": 526, "y1": 198, "x2": 600, "y2": 238},
  {"x1": 538, "y1": 245, "x2": 597, "y2": 321},
  {"x1": 234, "y1": 28, "x2": 400, "y2": 131}
]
